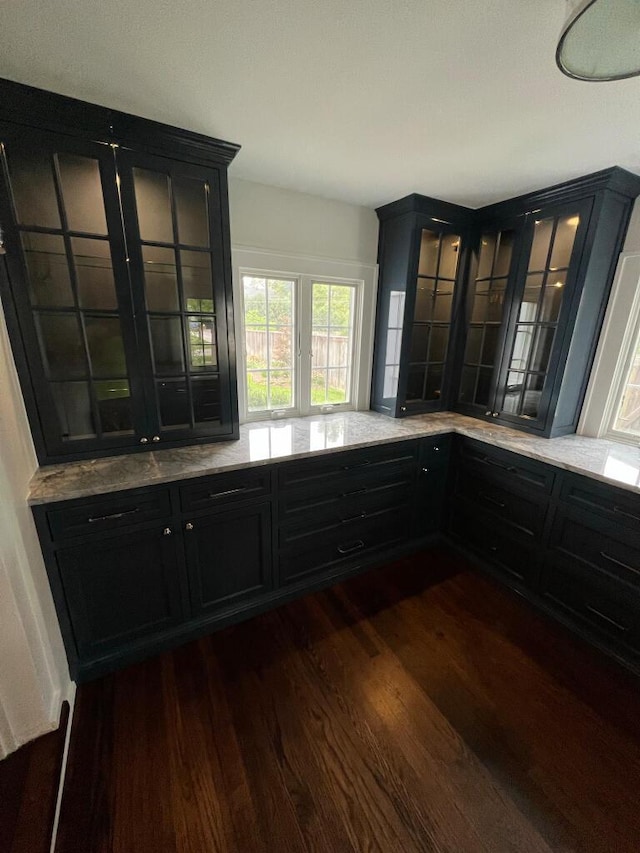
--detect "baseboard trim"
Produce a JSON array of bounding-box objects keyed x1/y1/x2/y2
[{"x1": 49, "y1": 689, "x2": 75, "y2": 853}]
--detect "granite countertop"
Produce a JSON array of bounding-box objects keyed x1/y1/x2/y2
[{"x1": 28, "y1": 411, "x2": 640, "y2": 505}]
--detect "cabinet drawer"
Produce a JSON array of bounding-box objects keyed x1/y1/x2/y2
[
  {"x1": 279, "y1": 460, "x2": 414, "y2": 519},
  {"x1": 559, "y1": 474, "x2": 640, "y2": 533},
  {"x1": 549, "y1": 510, "x2": 640, "y2": 589},
  {"x1": 47, "y1": 489, "x2": 171, "y2": 541},
  {"x1": 541, "y1": 560, "x2": 640, "y2": 653},
  {"x1": 279, "y1": 506, "x2": 409, "y2": 585},
  {"x1": 458, "y1": 439, "x2": 555, "y2": 494},
  {"x1": 180, "y1": 468, "x2": 272, "y2": 512},
  {"x1": 449, "y1": 500, "x2": 539, "y2": 587},
  {"x1": 279, "y1": 481, "x2": 410, "y2": 544},
  {"x1": 278, "y1": 442, "x2": 417, "y2": 494},
  {"x1": 454, "y1": 467, "x2": 547, "y2": 539}
]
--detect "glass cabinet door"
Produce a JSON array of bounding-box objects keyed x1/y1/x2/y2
[
  {"x1": 117, "y1": 151, "x2": 235, "y2": 441},
  {"x1": 0, "y1": 129, "x2": 144, "y2": 457},
  {"x1": 458, "y1": 228, "x2": 515, "y2": 412},
  {"x1": 405, "y1": 227, "x2": 461, "y2": 407},
  {"x1": 495, "y1": 204, "x2": 587, "y2": 427}
]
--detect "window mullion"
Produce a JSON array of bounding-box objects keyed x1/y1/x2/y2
[{"x1": 298, "y1": 276, "x2": 312, "y2": 415}]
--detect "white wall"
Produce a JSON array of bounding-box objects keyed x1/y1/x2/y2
[
  {"x1": 0, "y1": 302, "x2": 71, "y2": 758},
  {"x1": 622, "y1": 197, "x2": 640, "y2": 253},
  {"x1": 229, "y1": 178, "x2": 379, "y2": 263}
]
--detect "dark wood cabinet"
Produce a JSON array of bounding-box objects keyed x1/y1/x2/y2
[
  {"x1": 371, "y1": 196, "x2": 474, "y2": 417},
  {"x1": 55, "y1": 524, "x2": 186, "y2": 660},
  {"x1": 0, "y1": 79, "x2": 239, "y2": 464},
  {"x1": 184, "y1": 501, "x2": 273, "y2": 616},
  {"x1": 375, "y1": 169, "x2": 640, "y2": 437}
]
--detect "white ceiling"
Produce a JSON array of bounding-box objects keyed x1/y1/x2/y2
[{"x1": 2, "y1": 0, "x2": 640, "y2": 209}]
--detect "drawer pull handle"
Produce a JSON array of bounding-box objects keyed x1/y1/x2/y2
[
  {"x1": 340, "y1": 487, "x2": 368, "y2": 498},
  {"x1": 484, "y1": 456, "x2": 517, "y2": 474},
  {"x1": 585, "y1": 604, "x2": 629, "y2": 633},
  {"x1": 613, "y1": 505, "x2": 640, "y2": 523},
  {"x1": 208, "y1": 486, "x2": 247, "y2": 499},
  {"x1": 88, "y1": 508, "x2": 140, "y2": 523},
  {"x1": 340, "y1": 512, "x2": 367, "y2": 524},
  {"x1": 337, "y1": 539, "x2": 365, "y2": 555},
  {"x1": 480, "y1": 492, "x2": 506, "y2": 510},
  {"x1": 342, "y1": 460, "x2": 371, "y2": 471},
  {"x1": 599, "y1": 551, "x2": 639, "y2": 576}
]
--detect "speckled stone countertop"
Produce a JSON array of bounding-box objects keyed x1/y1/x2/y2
[{"x1": 28, "y1": 411, "x2": 640, "y2": 504}]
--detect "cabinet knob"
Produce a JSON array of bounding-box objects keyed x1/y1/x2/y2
[
  {"x1": 400, "y1": 406, "x2": 407, "y2": 412},
  {"x1": 185, "y1": 522, "x2": 194, "y2": 531},
  {"x1": 152, "y1": 435, "x2": 160, "y2": 442},
  {"x1": 140, "y1": 437, "x2": 149, "y2": 444},
  {"x1": 163, "y1": 527, "x2": 172, "y2": 536},
  {"x1": 422, "y1": 467, "x2": 430, "y2": 474},
  {"x1": 492, "y1": 411, "x2": 500, "y2": 418},
  {"x1": 485, "y1": 410, "x2": 492, "y2": 416}
]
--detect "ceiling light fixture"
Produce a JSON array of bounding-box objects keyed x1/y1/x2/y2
[{"x1": 556, "y1": 0, "x2": 640, "y2": 81}]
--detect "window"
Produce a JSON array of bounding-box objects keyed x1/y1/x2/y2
[
  {"x1": 239, "y1": 272, "x2": 360, "y2": 418},
  {"x1": 580, "y1": 252, "x2": 640, "y2": 444}
]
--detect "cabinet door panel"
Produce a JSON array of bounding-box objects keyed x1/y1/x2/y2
[
  {"x1": 0, "y1": 126, "x2": 147, "y2": 458},
  {"x1": 117, "y1": 150, "x2": 236, "y2": 444},
  {"x1": 185, "y1": 502, "x2": 273, "y2": 616},
  {"x1": 57, "y1": 526, "x2": 185, "y2": 658}
]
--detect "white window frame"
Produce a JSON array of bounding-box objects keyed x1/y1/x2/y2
[
  {"x1": 579, "y1": 251, "x2": 640, "y2": 444},
  {"x1": 232, "y1": 247, "x2": 378, "y2": 423}
]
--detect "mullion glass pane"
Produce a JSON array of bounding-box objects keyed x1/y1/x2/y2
[
  {"x1": 541, "y1": 273, "x2": 566, "y2": 321},
  {"x1": 459, "y1": 366, "x2": 477, "y2": 404},
  {"x1": 502, "y1": 371, "x2": 525, "y2": 413},
  {"x1": 429, "y1": 326, "x2": 449, "y2": 362},
  {"x1": 187, "y1": 316, "x2": 217, "y2": 370},
  {"x1": 193, "y1": 377, "x2": 221, "y2": 426},
  {"x1": 487, "y1": 278, "x2": 507, "y2": 321},
  {"x1": 6, "y1": 149, "x2": 61, "y2": 228},
  {"x1": 95, "y1": 380, "x2": 133, "y2": 434},
  {"x1": 612, "y1": 335, "x2": 640, "y2": 436},
  {"x1": 523, "y1": 374, "x2": 545, "y2": 418},
  {"x1": 477, "y1": 234, "x2": 496, "y2": 280},
  {"x1": 406, "y1": 366, "x2": 426, "y2": 401},
  {"x1": 51, "y1": 381, "x2": 96, "y2": 440},
  {"x1": 182, "y1": 251, "x2": 213, "y2": 312},
  {"x1": 494, "y1": 232, "x2": 514, "y2": 277},
  {"x1": 133, "y1": 168, "x2": 174, "y2": 243},
  {"x1": 528, "y1": 219, "x2": 553, "y2": 271},
  {"x1": 57, "y1": 154, "x2": 107, "y2": 235},
  {"x1": 481, "y1": 325, "x2": 500, "y2": 366},
  {"x1": 174, "y1": 177, "x2": 209, "y2": 247},
  {"x1": 143, "y1": 246, "x2": 179, "y2": 311},
  {"x1": 71, "y1": 238, "x2": 117, "y2": 310},
  {"x1": 415, "y1": 279, "x2": 436, "y2": 322},
  {"x1": 550, "y1": 215, "x2": 579, "y2": 269},
  {"x1": 530, "y1": 326, "x2": 556, "y2": 373},
  {"x1": 410, "y1": 324, "x2": 429, "y2": 362},
  {"x1": 36, "y1": 313, "x2": 87, "y2": 379},
  {"x1": 85, "y1": 316, "x2": 128, "y2": 377},
  {"x1": 157, "y1": 379, "x2": 191, "y2": 427},
  {"x1": 510, "y1": 325, "x2": 535, "y2": 371},
  {"x1": 418, "y1": 231, "x2": 439, "y2": 277},
  {"x1": 424, "y1": 365, "x2": 443, "y2": 401},
  {"x1": 465, "y1": 326, "x2": 483, "y2": 364},
  {"x1": 438, "y1": 234, "x2": 461, "y2": 280},
  {"x1": 150, "y1": 316, "x2": 185, "y2": 374},
  {"x1": 21, "y1": 232, "x2": 74, "y2": 307},
  {"x1": 475, "y1": 367, "x2": 493, "y2": 406}
]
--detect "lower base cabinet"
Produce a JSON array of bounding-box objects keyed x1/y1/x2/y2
[{"x1": 34, "y1": 431, "x2": 640, "y2": 682}]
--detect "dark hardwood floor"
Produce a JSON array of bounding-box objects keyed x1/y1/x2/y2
[
  {"x1": 55, "y1": 548, "x2": 640, "y2": 852},
  {"x1": 0, "y1": 702, "x2": 69, "y2": 853}
]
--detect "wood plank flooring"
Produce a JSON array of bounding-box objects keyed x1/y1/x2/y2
[
  {"x1": 0, "y1": 702, "x2": 69, "y2": 853},
  {"x1": 55, "y1": 548, "x2": 640, "y2": 852}
]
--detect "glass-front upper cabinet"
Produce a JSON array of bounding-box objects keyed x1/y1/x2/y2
[
  {"x1": 0, "y1": 119, "x2": 239, "y2": 463},
  {"x1": 371, "y1": 197, "x2": 472, "y2": 418},
  {"x1": 117, "y1": 151, "x2": 235, "y2": 443},
  {"x1": 0, "y1": 128, "x2": 145, "y2": 458}
]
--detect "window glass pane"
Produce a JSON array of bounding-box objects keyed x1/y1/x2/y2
[
  {"x1": 57, "y1": 153, "x2": 107, "y2": 235},
  {"x1": 37, "y1": 313, "x2": 86, "y2": 379},
  {"x1": 247, "y1": 370, "x2": 268, "y2": 411},
  {"x1": 182, "y1": 251, "x2": 213, "y2": 312},
  {"x1": 7, "y1": 149, "x2": 60, "y2": 228},
  {"x1": 269, "y1": 370, "x2": 293, "y2": 408},
  {"x1": 327, "y1": 368, "x2": 348, "y2": 403},
  {"x1": 150, "y1": 316, "x2": 185, "y2": 374},
  {"x1": 21, "y1": 232, "x2": 74, "y2": 307},
  {"x1": 612, "y1": 333, "x2": 640, "y2": 437},
  {"x1": 143, "y1": 246, "x2": 178, "y2": 311},
  {"x1": 95, "y1": 380, "x2": 133, "y2": 434},
  {"x1": 157, "y1": 379, "x2": 190, "y2": 427},
  {"x1": 329, "y1": 285, "x2": 353, "y2": 328},
  {"x1": 270, "y1": 327, "x2": 292, "y2": 368},
  {"x1": 71, "y1": 238, "x2": 117, "y2": 310},
  {"x1": 311, "y1": 283, "x2": 354, "y2": 406},
  {"x1": 133, "y1": 168, "x2": 173, "y2": 243},
  {"x1": 550, "y1": 215, "x2": 579, "y2": 270},
  {"x1": 528, "y1": 219, "x2": 553, "y2": 271},
  {"x1": 418, "y1": 231, "x2": 439, "y2": 277},
  {"x1": 477, "y1": 234, "x2": 496, "y2": 280},
  {"x1": 174, "y1": 176, "x2": 209, "y2": 247},
  {"x1": 311, "y1": 368, "x2": 328, "y2": 405},
  {"x1": 438, "y1": 235, "x2": 461, "y2": 280},
  {"x1": 85, "y1": 316, "x2": 128, "y2": 377},
  {"x1": 51, "y1": 381, "x2": 95, "y2": 440},
  {"x1": 269, "y1": 279, "x2": 294, "y2": 326}
]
